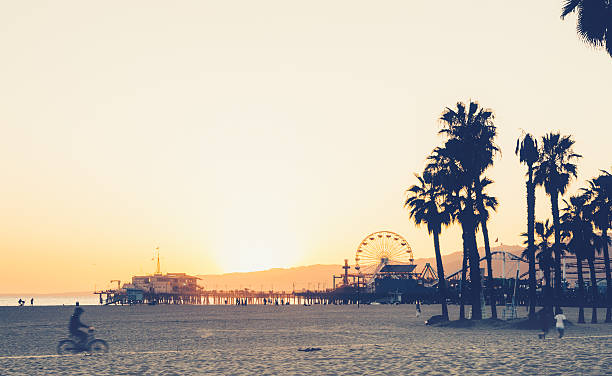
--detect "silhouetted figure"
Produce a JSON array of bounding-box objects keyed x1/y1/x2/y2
[
  {"x1": 30, "y1": 298, "x2": 34, "y2": 306},
  {"x1": 538, "y1": 308, "x2": 552, "y2": 339},
  {"x1": 69, "y1": 307, "x2": 90, "y2": 347},
  {"x1": 416, "y1": 301, "x2": 421, "y2": 318}
]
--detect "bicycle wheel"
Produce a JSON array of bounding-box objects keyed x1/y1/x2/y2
[
  {"x1": 57, "y1": 340, "x2": 77, "y2": 355},
  {"x1": 88, "y1": 339, "x2": 109, "y2": 354}
]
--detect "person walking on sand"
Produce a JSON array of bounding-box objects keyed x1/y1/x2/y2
[
  {"x1": 415, "y1": 300, "x2": 421, "y2": 318},
  {"x1": 554, "y1": 309, "x2": 567, "y2": 338},
  {"x1": 538, "y1": 309, "x2": 551, "y2": 339},
  {"x1": 30, "y1": 298, "x2": 34, "y2": 306}
]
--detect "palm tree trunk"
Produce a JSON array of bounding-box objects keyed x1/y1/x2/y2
[
  {"x1": 550, "y1": 191, "x2": 563, "y2": 311},
  {"x1": 479, "y1": 221, "x2": 496, "y2": 318},
  {"x1": 527, "y1": 168, "x2": 537, "y2": 320},
  {"x1": 460, "y1": 238, "x2": 468, "y2": 320},
  {"x1": 543, "y1": 267, "x2": 552, "y2": 314},
  {"x1": 432, "y1": 230, "x2": 448, "y2": 321},
  {"x1": 576, "y1": 255, "x2": 586, "y2": 323},
  {"x1": 587, "y1": 256, "x2": 598, "y2": 323},
  {"x1": 473, "y1": 179, "x2": 496, "y2": 319},
  {"x1": 463, "y1": 201, "x2": 482, "y2": 320},
  {"x1": 603, "y1": 226, "x2": 611, "y2": 323}
]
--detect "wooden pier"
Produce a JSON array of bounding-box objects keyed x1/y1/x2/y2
[{"x1": 93, "y1": 288, "x2": 373, "y2": 306}]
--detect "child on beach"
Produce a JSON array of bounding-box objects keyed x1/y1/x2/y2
[
  {"x1": 554, "y1": 309, "x2": 567, "y2": 338},
  {"x1": 415, "y1": 301, "x2": 421, "y2": 318}
]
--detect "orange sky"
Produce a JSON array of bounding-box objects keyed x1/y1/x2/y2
[{"x1": 1, "y1": 1, "x2": 610, "y2": 293}]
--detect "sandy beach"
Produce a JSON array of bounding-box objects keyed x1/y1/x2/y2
[{"x1": 0, "y1": 304, "x2": 610, "y2": 375}]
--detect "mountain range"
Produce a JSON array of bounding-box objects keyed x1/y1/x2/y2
[{"x1": 197, "y1": 244, "x2": 525, "y2": 291}]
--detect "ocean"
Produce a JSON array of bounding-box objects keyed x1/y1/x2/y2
[{"x1": 0, "y1": 295, "x2": 99, "y2": 307}]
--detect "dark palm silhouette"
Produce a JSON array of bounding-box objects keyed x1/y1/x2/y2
[
  {"x1": 437, "y1": 100, "x2": 499, "y2": 320},
  {"x1": 426, "y1": 148, "x2": 471, "y2": 319},
  {"x1": 534, "y1": 220, "x2": 555, "y2": 315},
  {"x1": 475, "y1": 177, "x2": 499, "y2": 318},
  {"x1": 561, "y1": 195, "x2": 594, "y2": 323},
  {"x1": 405, "y1": 171, "x2": 452, "y2": 321},
  {"x1": 534, "y1": 133, "x2": 581, "y2": 311},
  {"x1": 515, "y1": 132, "x2": 539, "y2": 320},
  {"x1": 561, "y1": 0, "x2": 612, "y2": 58},
  {"x1": 583, "y1": 169, "x2": 612, "y2": 322}
]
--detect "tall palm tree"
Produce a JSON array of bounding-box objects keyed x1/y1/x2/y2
[
  {"x1": 405, "y1": 171, "x2": 452, "y2": 321},
  {"x1": 561, "y1": 196, "x2": 592, "y2": 323},
  {"x1": 535, "y1": 220, "x2": 555, "y2": 315},
  {"x1": 428, "y1": 139, "x2": 481, "y2": 320},
  {"x1": 437, "y1": 100, "x2": 499, "y2": 320},
  {"x1": 583, "y1": 170, "x2": 612, "y2": 322},
  {"x1": 474, "y1": 177, "x2": 499, "y2": 318},
  {"x1": 561, "y1": 0, "x2": 612, "y2": 58},
  {"x1": 534, "y1": 133, "x2": 581, "y2": 311},
  {"x1": 516, "y1": 132, "x2": 539, "y2": 320},
  {"x1": 586, "y1": 233, "x2": 602, "y2": 323},
  {"x1": 426, "y1": 148, "x2": 471, "y2": 320}
]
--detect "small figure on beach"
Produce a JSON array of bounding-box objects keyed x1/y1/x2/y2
[
  {"x1": 69, "y1": 307, "x2": 92, "y2": 347},
  {"x1": 30, "y1": 298, "x2": 34, "y2": 306},
  {"x1": 416, "y1": 301, "x2": 421, "y2": 318},
  {"x1": 538, "y1": 309, "x2": 552, "y2": 339},
  {"x1": 18, "y1": 298, "x2": 25, "y2": 306},
  {"x1": 554, "y1": 309, "x2": 567, "y2": 338}
]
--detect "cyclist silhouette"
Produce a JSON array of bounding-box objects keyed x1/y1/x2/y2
[{"x1": 69, "y1": 307, "x2": 91, "y2": 346}]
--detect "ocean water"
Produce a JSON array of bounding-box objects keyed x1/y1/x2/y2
[
  {"x1": 0, "y1": 305, "x2": 610, "y2": 375},
  {"x1": 0, "y1": 295, "x2": 99, "y2": 307}
]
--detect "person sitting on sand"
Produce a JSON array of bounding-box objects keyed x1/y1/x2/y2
[
  {"x1": 69, "y1": 307, "x2": 91, "y2": 347},
  {"x1": 554, "y1": 309, "x2": 567, "y2": 338}
]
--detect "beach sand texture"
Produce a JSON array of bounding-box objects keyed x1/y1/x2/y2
[{"x1": 1, "y1": 304, "x2": 610, "y2": 375}]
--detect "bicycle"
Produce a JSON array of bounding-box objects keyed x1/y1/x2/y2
[{"x1": 57, "y1": 328, "x2": 109, "y2": 355}]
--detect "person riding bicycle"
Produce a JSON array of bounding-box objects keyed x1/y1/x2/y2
[{"x1": 69, "y1": 307, "x2": 91, "y2": 347}]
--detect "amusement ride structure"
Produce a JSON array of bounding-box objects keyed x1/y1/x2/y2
[{"x1": 354, "y1": 231, "x2": 416, "y2": 289}]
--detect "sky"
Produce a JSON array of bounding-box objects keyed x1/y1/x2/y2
[{"x1": 1, "y1": 1, "x2": 610, "y2": 293}]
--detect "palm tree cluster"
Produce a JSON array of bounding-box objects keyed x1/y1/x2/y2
[
  {"x1": 406, "y1": 101, "x2": 499, "y2": 321},
  {"x1": 563, "y1": 170, "x2": 612, "y2": 323},
  {"x1": 406, "y1": 100, "x2": 611, "y2": 323},
  {"x1": 517, "y1": 134, "x2": 610, "y2": 324}
]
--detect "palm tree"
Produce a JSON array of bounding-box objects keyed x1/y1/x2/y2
[
  {"x1": 426, "y1": 148, "x2": 471, "y2": 320},
  {"x1": 583, "y1": 170, "x2": 612, "y2": 322},
  {"x1": 534, "y1": 133, "x2": 581, "y2": 311},
  {"x1": 534, "y1": 220, "x2": 555, "y2": 316},
  {"x1": 561, "y1": 0, "x2": 612, "y2": 58},
  {"x1": 561, "y1": 196, "x2": 592, "y2": 323},
  {"x1": 405, "y1": 171, "x2": 452, "y2": 321},
  {"x1": 586, "y1": 233, "x2": 602, "y2": 323},
  {"x1": 437, "y1": 100, "x2": 499, "y2": 320},
  {"x1": 474, "y1": 177, "x2": 499, "y2": 318},
  {"x1": 516, "y1": 132, "x2": 539, "y2": 320}
]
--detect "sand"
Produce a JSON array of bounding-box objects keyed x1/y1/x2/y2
[{"x1": 0, "y1": 304, "x2": 610, "y2": 375}]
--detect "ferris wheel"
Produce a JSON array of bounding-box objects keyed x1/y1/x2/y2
[{"x1": 355, "y1": 231, "x2": 414, "y2": 276}]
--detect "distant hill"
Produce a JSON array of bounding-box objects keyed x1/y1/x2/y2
[
  {"x1": 197, "y1": 244, "x2": 525, "y2": 291},
  {"x1": 197, "y1": 264, "x2": 341, "y2": 292}
]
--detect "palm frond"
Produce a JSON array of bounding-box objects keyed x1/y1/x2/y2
[{"x1": 561, "y1": 0, "x2": 582, "y2": 19}]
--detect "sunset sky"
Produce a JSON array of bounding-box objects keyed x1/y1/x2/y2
[{"x1": 1, "y1": 1, "x2": 610, "y2": 293}]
